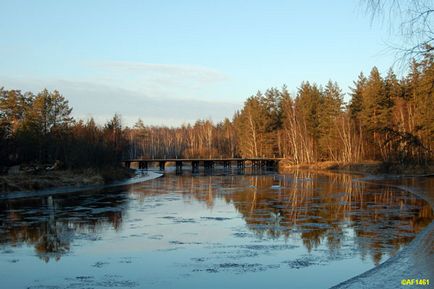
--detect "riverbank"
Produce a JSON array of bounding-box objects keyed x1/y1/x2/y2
[
  {"x1": 0, "y1": 166, "x2": 135, "y2": 193},
  {"x1": 0, "y1": 170, "x2": 163, "y2": 201},
  {"x1": 280, "y1": 160, "x2": 434, "y2": 176}
]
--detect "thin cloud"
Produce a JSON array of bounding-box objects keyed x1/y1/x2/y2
[
  {"x1": 1, "y1": 76, "x2": 240, "y2": 126},
  {"x1": 91, "y1": 61, "x2": 229, "y2": 84},
  {"x1": 82, "y1": 61, "x2": 232, "y2": 102}
]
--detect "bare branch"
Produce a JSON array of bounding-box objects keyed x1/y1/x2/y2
[{"x1": 362, "y1": 0, "x2": 433, "y2": 62}]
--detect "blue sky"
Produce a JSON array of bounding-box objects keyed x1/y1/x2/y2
[{"x1": 0, "y1": 0, "x2": 402, "y2": 126}]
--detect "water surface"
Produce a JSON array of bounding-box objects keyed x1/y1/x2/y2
[{"x1": 0, "y1": 170, "x2": 432, "y2": 289}]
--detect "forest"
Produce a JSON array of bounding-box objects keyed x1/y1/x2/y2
[{"x1": 0, "y1": 53, "x2": 432, "y2": 170}]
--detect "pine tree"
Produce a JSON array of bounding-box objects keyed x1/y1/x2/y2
[
  {"x1": 294, "y1": 82, "x2": 322, "y2": 161},
  {"x1": 408, "y1": 53, "x2": 434, "y2": 158},
  {"x1": 349, "y1": 72, "x2": 367, "y2": 121},
  {"x1": 318, "y1": 81, "x2": 344, "y2": 160},
  {"x1": 359, "y1": 67, "x2": 393, "y2": 159}
]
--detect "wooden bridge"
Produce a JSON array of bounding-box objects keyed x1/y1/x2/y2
[{"x1": 123, "y1": 158, "x2": 283, "y2": 173}]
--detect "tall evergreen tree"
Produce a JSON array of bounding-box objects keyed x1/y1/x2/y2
[
  {"x1": 318, "y1": 81, "x2": 344, "y2": 160},
  {"x1": 294, "y1": 82, "x2": 322, "y2": 161},
  {"x1": 349, "y1": 72, "x2": 367, "y2": 121}
]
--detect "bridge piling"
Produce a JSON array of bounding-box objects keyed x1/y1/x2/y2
[
  {"x1": 175, "y1": 161, "x2": 183, "y2": 174},
  {"x1": 192, "y1": 161, "x2": 199, "y2": 173},
  {"x1": 237, "y1": 160, "x2": 245, "y2": 169},
  {"x1": 159, "y1": 161, "x2": 166, "y2": 171},
  {"x1": 138, "y1": 161, "x2": 148, "y2": 170}
]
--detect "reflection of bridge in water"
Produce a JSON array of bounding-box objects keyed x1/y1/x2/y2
[
  {"x1": 123, "y1": 158, "x2": 283, "y2": 173},
  {"x1": 0, "y1": 172, "x2": 431, "y2": 264}
]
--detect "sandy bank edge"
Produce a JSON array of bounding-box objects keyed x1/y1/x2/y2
[
  {"x1": 330, "y1": 177, "x2": 434, "y2": 289},
  {"x1": 0, "y1": 171, "x2": 163, "y2": 201}
]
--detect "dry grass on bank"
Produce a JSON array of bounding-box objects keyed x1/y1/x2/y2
[
  {"x1": 0, "y1": 167, "x2": 134, "y2": 193},
  {"x1": 279, "y1": 160, "x2": 434, "y2": 175}
]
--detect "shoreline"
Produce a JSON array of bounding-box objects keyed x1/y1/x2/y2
[
  {"x1": 0, "y1": 166, "x2": 136, "y2": 193},
  {"x1": 330, "y1": 174, "x2": 434, "y2": 289},
  {"x1": 0, "y1": 170, "x2": 163, "y2": 201},
  {"x1": 279, "y1": 160, "x2": 434, "y2": 176}
]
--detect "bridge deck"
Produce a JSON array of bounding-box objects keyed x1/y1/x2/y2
[
  {"x1": 124, "y1": 158, "x2": 284, "y2": 162},
  {"x1": 123, "y1": 158, "x2": 283, "y2": 172}
]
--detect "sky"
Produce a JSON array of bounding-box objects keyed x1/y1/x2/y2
[{"x1": 0, "y1": 0, "x2": 403, "y2": 126}]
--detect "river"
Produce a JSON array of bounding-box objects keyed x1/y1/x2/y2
[{"x1": 0, "y1": 169, "x2": 432, "y2": 289}]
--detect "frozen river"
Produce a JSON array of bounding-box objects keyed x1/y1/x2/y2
[{"x1": 0, "y1": 170, "x2": 431, "y2": 289}]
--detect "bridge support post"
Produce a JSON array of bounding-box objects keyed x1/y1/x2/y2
[
  {"x1": 124, "y1": 161, "x2": 131, "y2": 168},
  {"x1": 176, "y1": 161, "x2": 183, "y2": 174},
  {"x1": 139, "y1": 161, "x2": 149, "y2": 170},
  {"x1": 192, "y1": 161, "x2": 199, "y2": 173},
  {"x1": 237, "y1": 160, "x2": 245, "y2": 169},
  {"x1": 237, "y1": 160, "x2": 245, "y2": 174},
  {"x1": 204, "y1": 160, "x2": 214, "y2": 170},
  {"x1": 273, "y1": 160, "x2": 279, "y2": 170},
  {"x1": 159, "y1": 161, "x2": 166, "y2": 171}
]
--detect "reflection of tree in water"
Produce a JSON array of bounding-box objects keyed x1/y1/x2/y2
[
  {"x1": 34, "y1": 196, "x2": 72, "y2": 262},
  {"x1": 134, "y1": 171, "x2": 432, "y2": 265},
  {"x1": 232, "y1": 172, "x2": 432, "y2": 264},
  {"x1": 0, "y1": 172, "x2": 431, "y2": 265},
  {"x1": 0, "y1": 189, "x2": 128, "y2": 262}
]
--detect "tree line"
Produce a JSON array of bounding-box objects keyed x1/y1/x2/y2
[
  {"x1": 1, "y1": 53, "x2": 432, "y2": 169},
  {"x1": 0, "y1": 88, "x2": 127, "y2": 169},
  {"x1": 127, "y1": 53, "x2": 433, "y2": 165}
]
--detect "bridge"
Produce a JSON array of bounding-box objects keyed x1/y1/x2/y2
[{"x1": 123, "y1": 158, "x2": 283, "y2": 173}]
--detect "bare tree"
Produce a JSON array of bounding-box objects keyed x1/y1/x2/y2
[{"x1": 363, "y1": 0, "x2": 433, "y2": 62}]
